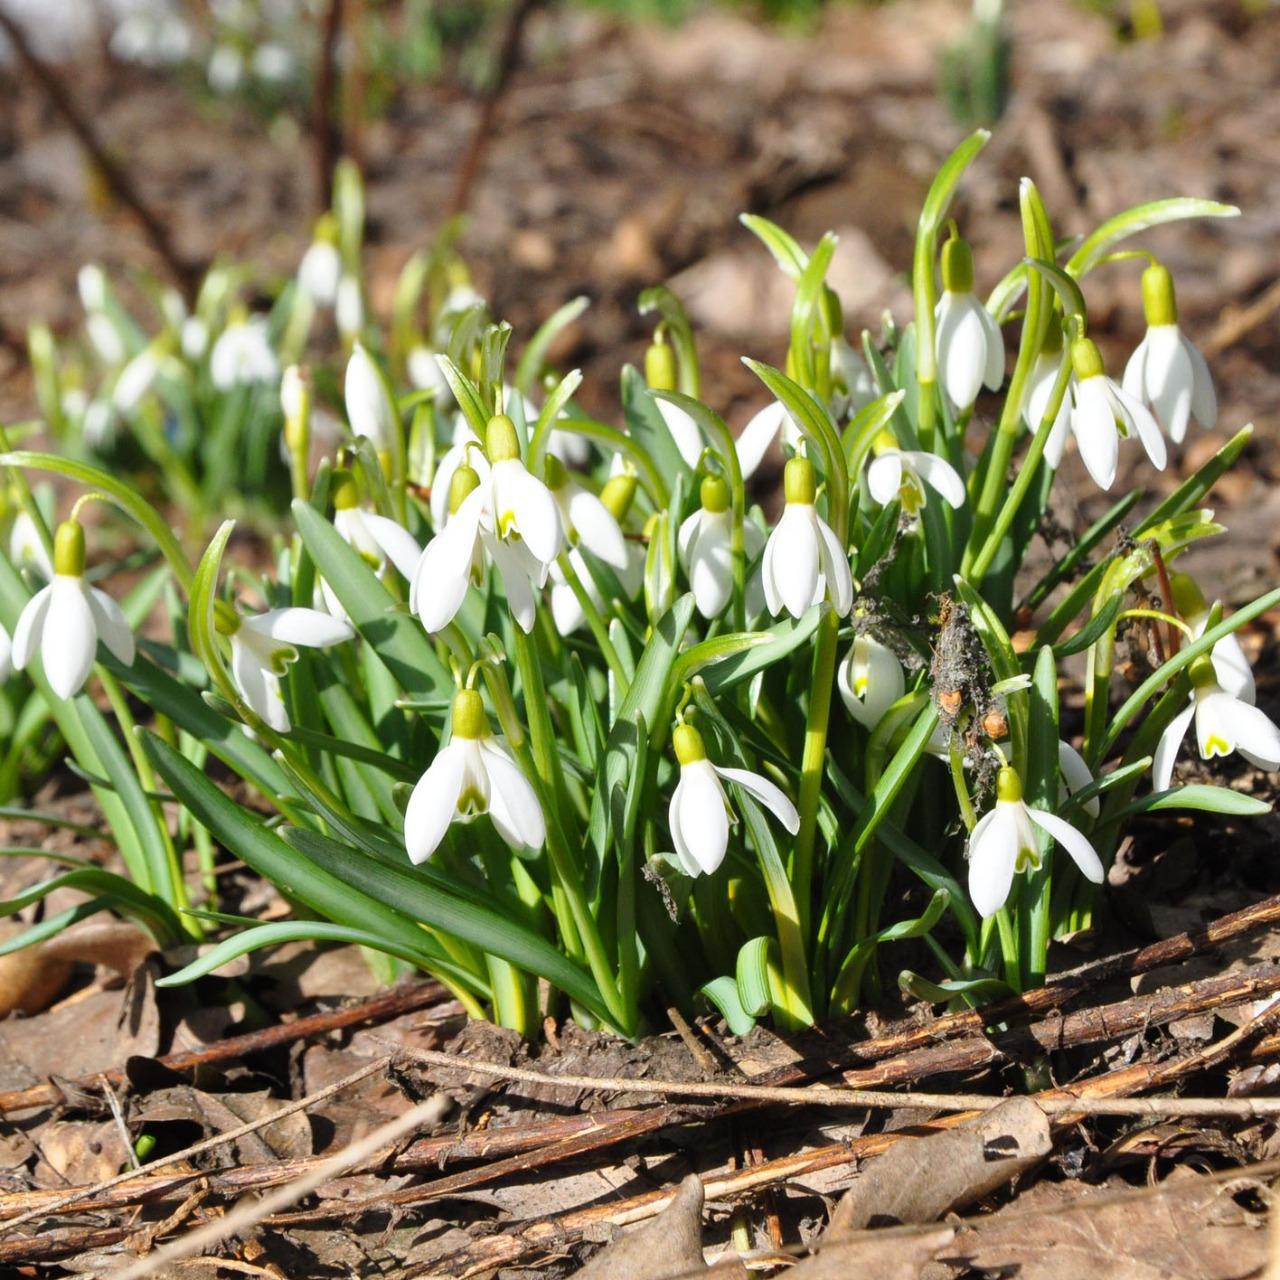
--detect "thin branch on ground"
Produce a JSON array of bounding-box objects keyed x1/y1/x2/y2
[{"x1": 312, "y1": 0, "x2": 345, "y2": 213}]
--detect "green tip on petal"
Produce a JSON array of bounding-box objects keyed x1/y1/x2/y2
[
  {"x1": 783, "y1": 455, "x2": 816, "y2": 505},
  {"x1": 995, "y1": 765, "x2": 1023, "y2": 804},
  {"x1": 448, "y1": 464, "x2": 481, "y2": 515},
  {"x1": 941, "y1": 234, "x2": 974, "y2": 294},
  {"x1": 673, "y1": 722, "x2": 707, "y2": 765},
  {"x1": 331, "y1": 469, "x2": 359, "y2": 511},
  {"x1": 1070, "y1": 337, "x2": 1105, "y2": 382},
  {"x1": 700, "y1": 474, "x2": 730, "y2": 514},
  {"x1": 1141, "y1": 262, "x2": 1178, "y2": 328},
  {"x1": 451, "y1": 688, "x2": 487, "y2": 740},
  {"x1": 52, "y1": 520, "x2": 85, "y2": 577},
  {"x1": 485, "y1": 414, "x2": 520, "y2": 463},
  {"x1": 645, "y1": 339, "x2": 677, "y2": 392},
  {"x1": 600, "y1": 472, "x2": 637, "y2": 521}
]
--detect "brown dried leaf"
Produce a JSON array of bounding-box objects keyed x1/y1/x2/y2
[{"x1": 574, "y1": 1173, "x2": 708, "y2": 1279}]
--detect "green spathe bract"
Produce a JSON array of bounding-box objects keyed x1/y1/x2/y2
[{"x1": 0, "y1": 138, "x2": 1268, "y2": 1039}]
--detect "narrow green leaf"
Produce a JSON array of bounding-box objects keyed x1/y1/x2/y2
[{"x1": 1066, "y1": 198, "x2": 1239, "y2": 279}]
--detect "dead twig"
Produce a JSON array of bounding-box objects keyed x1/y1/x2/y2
[{"x1": 311, "y1": 0, "x2": 345, "y2": 214}]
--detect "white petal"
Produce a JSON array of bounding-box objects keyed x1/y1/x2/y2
[
  {"x1": 714, "y1": 764, "x2": 799, "y2": 834},
  {"x1": 244, "y1": 607, "x2": 354, "y2": 649},
  {"x1": 909, "y1": 452, "x2": 966, "y2": 509},
  {"x1": 87, "y1": 587, "x2": 136, "y2": 666},
  {"x1": 1110, "y1": 383, "x2": 1167, "y2": 471},
  {"x1": 1153, "y1": 701, "x2": 1195, "y2": 791},
  {"x1": 479, "y1": 742, "x2": 546, "y2": 850},
  {"x1": 1209, "y1": 630, "x2": 1255, "y2": 705},
  {"x1": 1121, "y1": 334, "x2": 1148, "y2": 404},
  {"x1": 967, "y1": 806, "x2": 1018, "y2": 918},
  {"x1": 404, "y1": 744, "x2": 467, "y2": 864},
  {"x1": 230, "y1": 637, "x2": 289, "y2": 731},
  {"x1": 40, "y1": 578, "x2": 98, "y2": 699},
  {"x1": 345, "y1": 344, "x2": 394, "y2": 448},
  {"x1": 978, "y1": 303, "x2": 1005, "y2": 390},
  {"x1": 1143, "y1": 325, "x2": 1193, "y2": 444},
  {"x1": 1194, "y1": 690, "x2": 1242, "y2": 759},
  {"x1": 1057, "y1": 739, "x2": 1097, "y2": 818},
  {"x1": 814, "y1": 514, "x2": 854, "y2": 616},
  {"x1": 0, "y1": 626, "x2": 11, "y2": 683},
  {"x1": 734, "y1": 402, "x2": 786, "y2": 481},
  {"x1": 1205, "y1": 695, "x2": 1280, "y2": 771},
  {"x1": 867, "y1": 454, "x2": 903, "y2": 507},
  {"x1": 936, "y1": 292, "x2": 987, "y2": 411},
  {"x1": 668, "y1": 779, "x2": 702, "y2": 877},
  {"x1": 363, "y1": 514, "x2": 424, "y2": 581},
  {"x1": 567, "y1": 488, "x2": 629, "y2": 570},
  {"x1": 1027, "y1": 807, "x2": 1105, "y2": 884},
  {"x1": 656, "y1": 399, "x2": 703, "y2": 469},
  {"x1": 485, "y1": 532, "x2": 538, "y2": 633},
  {"x1": 429, "y1": 441, "x2": 466, "y2": 528},
  {"x1": 687, "y1": 512, "x2": 734, "y2": 620},
  {"x1": 772, "y1": 508, "x2": 820, "y2": 620},
  {"x1": 493, "y1": 461, "x2": 562, "y2": 567},
  {"x1": 1070, "y1": 379, "x2": 1120, "y2": 490},
  {"x1": 759, "y1": 521, "x2": 781, "y2": 617},
  {"x1": 11, "y1": 584, "x2": 53, "y2": 672},
  {"x1": 671, "y1": 760, "x2": 730, "y2": 876},
  {"x1": 1183, "y1": 335, "x2": 1217, "y2": 430},
  {"x1": 677, "y1": 509, "x2": 703, "y2": 570},
  {"x1": 550, "y1": 578, "x2": 585, "y2": 635},
  {"x1": 413, "y1": 489, "x2": 484, "y2": 631},
  {"x1": 838, "y1": 635, "x2": 904, "y2": 729}
]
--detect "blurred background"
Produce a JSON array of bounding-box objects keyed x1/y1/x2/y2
[{"x1": 0, "y1": 0, "x2": 1276, "y2": 579}]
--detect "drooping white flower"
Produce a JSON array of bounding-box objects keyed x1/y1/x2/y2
[
  {"x1": 86, "y1": 312, "x2": 126, "y2": 368},
  {"x1": 838, "y1": 632, "x2": 905, "y2": 729},
  {"x1": 1064, "y1": 337, "x2": 1166, "y2": 490},
  {"x1": 335, "y1": 274, "x2": 364, "y2": 341},
  {"x1": 208, "y1": 43, "x2": 245, "y2": 93},
  {"x1": 9, "y1": 509, "x2": 54, "y2": 580},
  {"x1": 0, "y1": 623, "x2": 11, "y2": 682},
  {"x1": 344, "y1": 342, "x2": 396, "y2": 451},
  {"x1": 1057, "y1": 739, "x2": 1099, "y2": 819},
  {"x1": 1153, "y1": 656, "x2": 1280, "y2": 792},
  {"x1": 210, "y1": 316, "x2": 279, "y2": 391},
  {"x1": 12, "y1": 521, "x2": 134, "y2": 699},
  {"x1": 1023, "y1": 342, "x2": 1073, "y2": 469},
  {"x1": 486, "y1": 418, "x2": 564, "y2": 571},
  {"x1": 934, "y1": 235, "x2": 1003, "y2": 411},
  {"x1": 967, "y1": 765, "x2": 1104, "y2": 918},
  {"x1": 222, "y1": 603, "x2": 354, "y2": 733},
  {"x1": 181, "y1": 316, "x2": 209, "y2": 362},
  {"x1": 830, "y1": 336, "x2": 877, "y2": 420},
  {"x1": 1122, "y1": 263, "x2": 1217, "y2": 445},
  {"x1": 319, "y1": 471, "x2": 423, "y2": 621},
  {"x1": 112, "y1": 345, "x2": 163, "y2": 413},
  {"x1": 545, "y1": 457, "x2": 629, "y2": 574},
  {"x1": 78, "y1": 264, "x2": 108, "y2": 314},
  {"x1": 1169, "y1": 572, "x2": 1255, "y2": 705},
  {"x1": 760, "y1": 457, "x2": 853, "y2": 620},
  {"x1": 677, "y1": 475, "x2": 764, "y2": 621},
  {"x1": 866, "y1": 432, "x2": 967, "y2": 514},
  {"x1": 407, "y1": 346, "x2": 453, "y2": 407},
  {"x1": 667, "y1": 722, "x2": 799, "y2": 877},
  {"x1": 297, "y1": 217, "x2": 342, "y2": 307},
  {"x1": 429, "y1": 419, "x2": 489, "y2": 528},
  {"x1": 412, "y1": 471, "x2": 488, "y2": 634},
  {"x1": 404, "y1": 688, "x2": 544, "y2": 863}
]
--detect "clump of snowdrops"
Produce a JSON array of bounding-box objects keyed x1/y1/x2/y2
[{"x1": 1, "y1": 132, "x2": 1274, "y2": 1039}]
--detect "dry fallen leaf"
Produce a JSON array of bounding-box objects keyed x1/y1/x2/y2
[{"x1": 574, "y1": 1173, "x2": 709, "y2": 1279}]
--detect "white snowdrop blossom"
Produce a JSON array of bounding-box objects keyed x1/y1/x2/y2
[
  {"x1": 412, "y1": 466, "x2": 488, "y2": 633},
  {"x1": 1122, "y1": 263, "x2": 1217, "y2": 445},
  {"x1": 866, "y1": 431, "x2": 967, "y2": 515},
  {"x1": 838, "y1": 632, "x2": 905, "y2": 729},
  {"x1": 208, "y1": 43, "x2": 245, "y2": 93},
  {"x1": 86, "y1": 312, "x2": 126, "y2": 368},
  {"x1": 429, "y1": 420, "x2": 489, "y2": 528},
  {"x1": 677, "y1": 475, "x2": 764, "y2": 620},
  {"x1": 407, "y1": 346, "x2": 453, "y2": 407},
  {"x1": 667, "y1": 723, "x2": 799, "y2": 877},
  {"x1": 1153, "y1": 656, "x2": 1280, "y2": 792},
  {"x1": 0, "y1": 623, "x2": 11, "y2": 683},
  {"x1": 344, "y1": 343, "x2": 396, "y2": 451},
  {"x1": 545, "y1": 456, "x2": 629, "y2": 575},
  {"x1": 336, "y1": 274, "x2": 364, "y2": 341},
  {"x1": 830, "y1": 336, "x2": 877, "y2": 420},
  {"x1": 967, "y1": 766, "x2": 1104, "y2": 918},
  {"x1": 12, "y1": 521, "x2": 135, "y2": 700},
  {"x1": 934, "y1": 235, "x2": 1003, "y2": 411},
  {"x1": 1169, "y1": 573, "x2": 1255, "y2": 704},
  {"x1": 297, "y1": 217, "x2": 342, "y2": 307},
  {"x1": 112, "y1": 345, "x2": 163, "y2": 413},
  {"x1": 1064, "y1": 337, "x2": 1166, "y2": 490},
  {"x1": 1023, "y1": 339, "x2": 1073, "y2": 469},
  {"x1": 181, "y1": 316, "x2": 209, "y2": 362},
  {"x1": 761, "y1": 457, "x2": 853, "y2": 619},
  {"x1": 221, "y1": 602, "x2": 353, "y2": 734},
  {"x1": 319, "y1": 472, "x2": 423, "y2": 621},
  {"x1": 404, "y1": 688, "x2": 544, "y2": 863},
  {"x1": 9, "y1": 510, "x2": 53, "y2": 580},
  {"x1": 210, "y1": 316, "x2": 279, "y2": 391}
]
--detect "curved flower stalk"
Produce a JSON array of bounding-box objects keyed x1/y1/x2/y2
[
  {"x1": 934, "y1": 234, "x2": 1003, "y2": 412},
  {"x1": 1153, "y1": 655, "x2": 1280, "y2": 792},
  {"x1": 838, "y1": 632, "x2": 905, "y2": 729},
  {"x1": 318, "y1": 471, "x2": 422, "y2": 621},
  {"x1": 404, "y1": 688, "x2": 545, "y2": 863},
  {"x1": 344, "y1": 343, "x2": 397, "y2": 451},
  {"x1": 667, "y1": 722, "x2": 799, "y2": 877},
  {"x1": 12, "y1": 520, "x2": 135, "y2": 699},
  {"x1": 1062, "y1": 337, "x2": 1166, "y2": 490},
  {"x1": 297, "y1": 214, "x2": 342, "y2": 307},
  {"x1": 761, "y1": 457, "x2": 853, "y2": 620},
  {"x1": 1123, "y1": 263, "x2": 1216, "y2": 445},
  {"x1": 210, "y1": 315, "x2": 279, "y2": 391},
  {"x1": 866, "y1": 431, "x2": 966, "y2": 515},
  {"x1": 967, "y1": 765, "x2": 1104, "y2": 918},
  {"x1": 217, "y1": 601, "x2": 354, "y2": 734},
  {"x1": 678, "y1": 475, "x2": 762, "y2": 620}
]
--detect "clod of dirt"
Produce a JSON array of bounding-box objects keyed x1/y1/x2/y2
[
  {"x1": 573, "y1": 1173, "x2": 709, "y2": 1279},
  {"x1": 825, "y1": 1097, "x2": 1051, "y2": 1235}
]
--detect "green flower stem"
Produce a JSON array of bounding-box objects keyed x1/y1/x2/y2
[
  {"x1": 555, "y1": 553, "x2": 628, "y2": 689},
  {"x1": 478, "y1": 842, "x2": 536, "y2": 1035}
]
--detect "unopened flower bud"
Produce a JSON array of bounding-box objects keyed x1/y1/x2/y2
[
  {"x1": 645, "y1": 338, "x2": 677, "y2": 391},
  {"x1": 449, "y1": 464, "x2": 481, "y2": 515},
  {"x1": 600, "y1": 473, "x2": 637, "y2": 521},
  {"x1": 699, "y1": 474, "x2": 730, "y2": 514},
  {"x1": 485, "y1": 414, "x2": 520, "y2": 463},
  {"x1": 941, "y1": 234, "x2": 975, "y2": 294},
  {"x1": 1141, "y1": 262, "x2": 1178, "y2": 328}
]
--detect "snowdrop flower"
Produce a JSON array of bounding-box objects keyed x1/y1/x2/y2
[
  {"x1": 210, "y1": 315, "x2": 279, "y2": 391},
  {"x1": 1023, "y1": 327, "x2": 1072, "y2": 468},
  {"x1": 1057, "y1": 739, "x2": 1099, "y2": 819},
  {"x1": 485, "y1": 414, "x2": 563, "y2": 572},
  {"x1": 251, "y1": 42, "x2": 293, "y2": 83},
  {"x1": 545, "y1": 456, "x2": 629, "y2": 574},
  {"x1": 319, "y1": 472, "x2": 423, "y2": 621},
  {"x1": 412, "y1": 465, "x2": 488, "y2": 633},
  {"x1": 678, "y1": 475, "x2": 763, "y2": 621},
  {"x1": 218, "y1": 600, "x2": 353, "y2": 733},
  {"x1": 408, "y1": 346, "x2": 452, "y2": 407},
  {"x1": 336, "y1": 274, "x2": 364, "y2": 342},
  {"x1": 208, "y1": 43, "x2": 245, "y2": 93},
  {"x1": 344, "y1": 343, "x2": 396, "y2": 452},
  {"x1": 761, "y1": 457, "x2": 853, "y2": 619},
  {"x1": 838, "y1": 632, "x2": 905, "y2": 729},
  {"x1": 830, "y1": 335, "x2": 877, "y2": 420},
  {"x1": 0, "y1": 623, "x2": 10, "y2": 682},
  {"x1": 934, "y1": 234, "x2": 1003, "y2": 411},
  {"x1": 12, "y1": 521, "x2": 134, "y2": 700},
  {"x1": 112, "y1": 343, "x2": 165, "y2": 413},
  {"x1": 967, "y1": 765, "x2": 1104, "y2": 918},
  {"x1": 78, "y1": 265, "x2": 108, "y2": 314},
  {"x1": 667, "y1": 722, "x2": 799, "y2": 877},
  {"x1": 1065, "y1": 338, "x2": 1166, "y2": 490},
  {"x1": 1170, "y1": 574, "x2": 1254, "y2": 704},
  {"x1": 1153, "y1": 656, "x2": 1280, "y2": 792},
  {"x1": 181, "y1": 316, "x2": 209, "y2": 362},
  {"x1": 9, "y1": 509, "x2": 53, "y2": 579},
  {"x1": 429, "y1": 420, "x2": 488, "y2": 529},
  {"x1": 867, "y1": 431, "x2": 966, "y2": 515},
  {"x1": 404, "y1": 688, "x2": 544, "y2": 863},
  {"x1": 86, "y1": 312, "x2": 126, "y2": 368},
  {"x1": 297, "y1": 215, "x2": 342, "y2": 307},
  {"x1": 1122, "y1": 263, "x2": 1217, "y2": 445}
]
